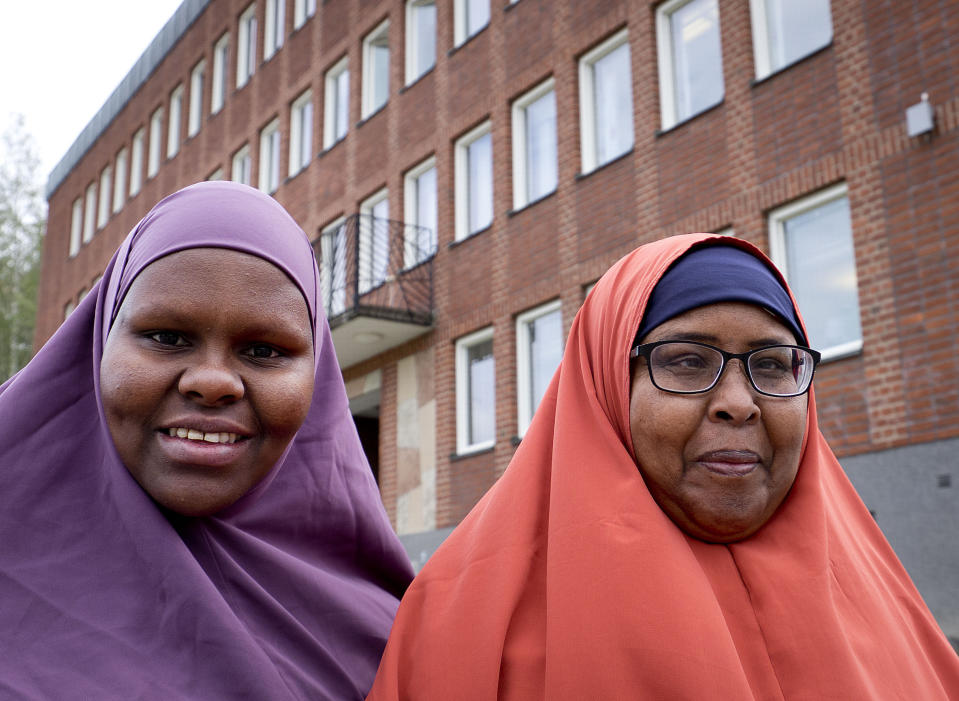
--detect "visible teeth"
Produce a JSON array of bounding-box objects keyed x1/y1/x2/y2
[{"x1": 167, "y1": 428, "x2": 239, "y2": 444}]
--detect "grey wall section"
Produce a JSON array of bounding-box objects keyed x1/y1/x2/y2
[
  {"x1": 840, "y1": 437, "x2": 959, "y2": 645},
  {"x1": 399, "y1": 527, "x2": 455, "y2": 574},
  {"x1": 45, "y1": 0, "x2": 209, "y2": 198}
]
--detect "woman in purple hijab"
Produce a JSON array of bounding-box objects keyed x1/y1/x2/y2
[{"x1": 0, "y1": 182, "x2": 413, "y2": 699}]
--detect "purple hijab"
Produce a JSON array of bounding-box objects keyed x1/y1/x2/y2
[{"x1": 0, "y1": 182, "x2": 413, "y2": 699}]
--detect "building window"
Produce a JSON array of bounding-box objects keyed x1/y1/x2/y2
[
  {"x1": 168, "y1": 84, "x2": 184, "y2": 158},
  {"x1": 749, "y1": 0, "x2": 832, "y2": 79},
  {"x1": 456, "y1": 326, "x2": 495, "y2": 454},
  {"x1": 403, "y1": 156, "x2": 437, "y2": 267},
  {"x1": 189, "y1": 60, "x2": 206, "y2": 137},
  {"x1": 97, "y1": 166, "x2": 112, "y2": 229},
  {"x1": 264, "y1": 0, "x2": 285, "y2": 60},
  {"x1": 148, "y1": 107, "x2": 164, "y2": 178},
  {"x1": 237, "y1": 3, "x2": 258, "y2": 89},
  {"x1": 322, "y1": 57, "x2": 350, "y2": 149},
  {"x1": 113, "y1": 148, "x2": 128, "y2": 213},
  {"x1": 454, "y1": 0, "x2": 489, "y2": 47},
  {"x1": 579, "y1": 28, "x2": 634, "y2": 174},
  {"x1": 212, "y1": 33, "x2": 229, "y2": 114},
  {"x1": 359, "y1": 188, "x2": 389, "y2": 293},
  {"x1": 768, "y1": 183, "x2": 862, "y2": 360},
  {"x1": 656, "y1": 0, "x2": 724, "y2": 130},
  {"x1": 289, "y1": 90, "x2": 313, "y2": 176},
  {"x1": 232, "y1": 143, "x2": 252, "y2": 185},
  {"x1": 208, "y1": 167, "x2": 224, "y2": 181},
  {"x1": 511, "y1": 78, "x2": 557, "y2": 210},
  {"x1": 405, "y1": 0, "x2": 436, "y2": 85},
  {"x1": 69, "y1": 197, "x2": 83, "y2": 257},
  {"x1": 362, "y1": 20, "x2": 390, "y2": 119},
  {"x1": 516, "y1": 300, "x2": 563, "y2": 436},
  {"x1": 258, "y1": 119, "x2": 281, "y2": 193},
  {"x1": 130, "y1": 128, "x2": 145, "y2": 195},
  {"x1": 64, "y1": 300, "x2": 76, "y2": 320},
  {"x1": 294, "y1": 0, "x2": 316, "y2": 30},
  {"x1": 83, "y1": 182, "x2": 97, "y2": 243},
  {"x1": 454, "y1": 120, "x2": 493, "y2": 241},
  {"x1": 320, "y1": 217, "x2": 347, "y2": 317}
]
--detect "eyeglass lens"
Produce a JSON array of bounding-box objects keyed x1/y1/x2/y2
[{"x1": 649, "y1": 343, "x2": 815, "y2": 396}]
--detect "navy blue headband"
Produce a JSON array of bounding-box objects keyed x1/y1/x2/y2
[{"x1": 635, "y1": 245, "x2": 807, "y2": 345}]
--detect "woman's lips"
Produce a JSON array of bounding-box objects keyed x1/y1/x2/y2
[
  {"x1": 157, "y1": 429, "x2": 251, "y2": 468},
  {"x1": 696, "y1": 450, "x2": 762, "y2": 477}
]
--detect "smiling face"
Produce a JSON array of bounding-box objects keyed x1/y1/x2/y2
[
  {"x1": 100, "y1": 248, "x2": 315, "y2": 516},
  {"x1": 629, "y1": 302, "x2": 807, "y2": 543}
]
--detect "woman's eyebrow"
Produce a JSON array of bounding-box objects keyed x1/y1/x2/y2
[{"x1": 658, "y1": 332, "x2": 793, "y2": 347}]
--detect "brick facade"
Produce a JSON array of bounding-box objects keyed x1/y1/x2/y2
[{"x1": 40, "y1": 0, "x2": 959, "y2": 544}]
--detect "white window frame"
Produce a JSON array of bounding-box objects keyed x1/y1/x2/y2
[
  {"x1": 323, "y1": 56, "x2": 350, "y2": 149},
  {"x1": 232, "y1": 143, "x2": 252, "y2": 185},
  {"x1": 454, "y1": 120, "x2": 493, "y2": 241},
  {"x1": 69, "y1": 197, "x2": 83, "y2": 257},
  {"x1": 516, "y1": 299, "x2": 563, "y2": 437},
  {"x1": 454, "y1": 0, "x2": 490, "y2": 47},
  {"x1": 511, "y1": 77, "x2": 557, "y2": 210},
  {"x1": 211, "y1": 33, "x2": 229, "y2": 114},
  {"x1": 264, "y1": 0, "x2": 285, "y2": 60},
  {"x1": 405, "y1": 0, "x2": 436, "y2": 85},
  {"x1": 320, "y1": 216, "x2": 348, "y2": 317},
  {"x1": 237, "y1": 3, "x2": 258, "y2": 89},
  {"x1": 768, "y1": 183, "x2": 862, "y2": 361},
  {"x1": 148, "y1": 107, "x2": 163, "y2": 178},
  {"x1": 97, "y1": 165, "x2": 112, "y2": 229},
  {"x1": 362, "y1": 19, "x2": 390, "y2": 119},
  {"x1": 749, "y1": 0, "x2": 833, "y2": 80},
  {"x1": 579, "y1": 28, "x2": 634, "y2": 174},
  {"x1": 113, "y1": 148, "x2": 128, "y2": 213},
  {"x1": 289, "y1": 89, "x2": 313, "y2": 176},
  {"x1": 456, "y1": 326, "x2": 496, "y2": 454},
  {"x1": 359, "y1": 188, "x2": 389, "y2": 293},
  {"x1": 189, "y1": 60, "x2": 206, "y2": 137},
  {"x1": 167, "y1": 84, "x2": 184, "y2": 158},
  {"x1": 294, "y1": 0, "x2": 316, "y2": 29},
  {"x1": 403, "y1": 155, "x2": 437, "y2": 267},
  {"x1": 656, "y1": 0, "x2": 724, "y2": 130},
  {"x1": 208, "y1": 167, "x2": 224, "y2": 181},
  {"x1": 130, "y1": 128, "x2": 145, "y2": 195},
  {"x1": 258, "y1": 118, "x2": 281, "y2": 193},
  {"x1": 82, "y1": 182, "x2": 97, "y2": 243}
]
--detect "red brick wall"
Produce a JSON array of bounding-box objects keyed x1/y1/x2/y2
[{"x1": 41, "y1": 0, "x2": 959, "y2": 529}]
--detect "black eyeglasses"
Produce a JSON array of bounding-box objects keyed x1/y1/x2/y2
[{"x1": 630, "y1": 341, "x2": 821, "y2": 397}]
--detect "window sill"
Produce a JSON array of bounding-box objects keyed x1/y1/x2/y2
[
  {"x1": 447, "y1": 23, "x2": 489, "y2": 58},
  {"x1": 819, "y1": 339, "x2": 863, "y2": 364},
  {"x1": 507, "y1": 188, "x2": 556, "y2": 217},
  {"x1": 575, "y1": 147, "x2": 634, "y2": 181},
  {"x1": 750, "y1": 42, "x2": 833, "y2": 88},
  {"x1": 450, "y1": 443, "x2": 495, "y2": 461},
  {"x1": 357, "y1": 103, "x2": 388, "y2": 128},
  {"x1": 401, "y1": 67, "x2": 435, "y2": 93},
  {"x1": 655, "y1": 99, "x2": 724, "y2": 138},
  {"x1": 319, "y1": 137, "x2": 346, "y2": 157},
  {"x1": 401, "y1": 252, "x2": 437, "y2": 273},
  {"x1": 448, "y1": 224, "x2": 491, "y2": 249}
]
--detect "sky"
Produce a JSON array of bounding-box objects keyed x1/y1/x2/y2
[{"x1": 1, "y1": 0, "x2": 185, "y2": 191}]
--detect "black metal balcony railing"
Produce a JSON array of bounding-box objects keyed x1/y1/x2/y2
[{"x1": 312, "y1": 214, "x2": 435, "y2": 367}]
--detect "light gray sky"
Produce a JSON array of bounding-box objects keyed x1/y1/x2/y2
[{"x1": 1, "y1": 0, "x2": 184, "y2": 187}]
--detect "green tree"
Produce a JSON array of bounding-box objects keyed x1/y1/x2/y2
[{"x1": 0, "y1": 114, "x2": 45, "y2": 382}]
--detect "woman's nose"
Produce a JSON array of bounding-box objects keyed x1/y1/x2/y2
[
  {"x1": 177, "y1": 352, "x2": 244, "y2": 405},
  {"x1": 707, "y1": 360, "x2": 760, "y2": 425}
]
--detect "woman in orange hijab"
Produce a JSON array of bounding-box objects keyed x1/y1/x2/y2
[{"x1": 368, "y1": 234, "x2": 959, "y2": 700}]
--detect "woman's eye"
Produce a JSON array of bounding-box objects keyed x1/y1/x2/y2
[
  {"x1": 148, "y1": 331, "x2": 185, "y2": 346},
  {"x1": 247, "y1": 344, "x2": 282, "y2": 359}
]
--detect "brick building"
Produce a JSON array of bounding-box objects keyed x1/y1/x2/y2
[{"x1": 39, "y1": 0, "x2": 958, "y2": 641}]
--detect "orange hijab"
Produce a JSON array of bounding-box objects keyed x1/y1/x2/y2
[{"x1": 368, "y1": 234, "x2": 959, "y2": 700}]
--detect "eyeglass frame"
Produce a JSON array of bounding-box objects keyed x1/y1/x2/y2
[{"x1": 629, "y1": 340, "x2": 821, "y2": 397}]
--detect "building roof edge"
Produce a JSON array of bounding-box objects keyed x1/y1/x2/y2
[{"x1": 45, "y1": 0, "x2": 211, "y2": 200}]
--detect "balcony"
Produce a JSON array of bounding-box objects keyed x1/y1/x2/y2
[{"x1": 312, "y1": 213, "x2": 435, "y2": 368}]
